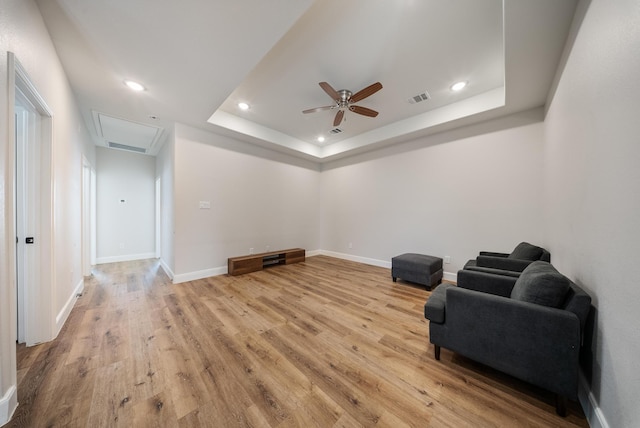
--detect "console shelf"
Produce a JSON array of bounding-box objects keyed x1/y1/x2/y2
[{"x1": 227, "y1": 248, "x2": 305, "y2": 276}]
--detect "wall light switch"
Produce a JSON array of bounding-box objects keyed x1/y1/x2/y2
[
  {"x1": 444, "y1": 256, "x2": 451, "y2": 264},
  {"x1": 199, "y1": 201, "x2": 211, "y2": 209}
]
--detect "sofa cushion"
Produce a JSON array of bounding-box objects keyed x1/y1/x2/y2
[
  {"x1": 511, "y1": 261, "x2": 570, "y2": 308},
  {"x1": 508, "y1": 242, "x2": 544, "y2": 260}
]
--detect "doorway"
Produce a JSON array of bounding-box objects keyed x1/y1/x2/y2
[
  {"x1": 155, "y1": 177, "x2": 161, "y2": 258},
  {"x1": 82, "y1": 157, "x2": 96, "y2": 277},
  {"x1": 11, "y1": 53, "x2": 54, "y2": 346}
]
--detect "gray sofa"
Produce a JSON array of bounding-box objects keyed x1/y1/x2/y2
[
  {"x1": 424, "y1": 261, "x2": 591, "y2": 416},
  {"x1": 464, "y1": 241, "x2": 551, "y2": 277}
]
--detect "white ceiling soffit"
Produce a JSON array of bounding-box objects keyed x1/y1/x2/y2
[
  {"x1": 205, "y1": 0, "x2": 579, "y2": 163},
  {"x1": 209, "y1": 0, "x2": 506, "y2": 161},
  {"x1": 93, "y1": 111, "x2": 164, "y2": 155},
  {"x1": 36, "y1": 0, "x2": 578, "y2": 164}
]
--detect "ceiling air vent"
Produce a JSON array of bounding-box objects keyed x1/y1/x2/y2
[
  {"x1": 329, "y1": 128, "x2": 343, "y2": 134},
  {"x1": 108, "y1": 142, "x2": 147, "y2": 154},
  {"x1": 408, "y1": 91, "x2": 430, "y2": 104}
]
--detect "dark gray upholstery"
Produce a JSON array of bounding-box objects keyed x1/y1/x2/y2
[
  {"x1": 392, "y1": 253, "x2": 443, "y2": 290},
  {"x1": 463, "y1": 242, "x2": 551, "y2": 277},
  {"x1": 423, "y1": 283, "x2": 452, "y2": 323},
  {"x1": 509, "y1": 241, "x2": 544, "y2": 260},
  {"x1": 424, "y1": 264, "x2": 591, "y2": 414},
  {"x1": 511, "y1": 261, "x2": 570, "y2": 308}
]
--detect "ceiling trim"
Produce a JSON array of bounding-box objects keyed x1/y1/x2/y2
[{"x1": 208, "y1": 86, "x2": 505, "y2": 162}]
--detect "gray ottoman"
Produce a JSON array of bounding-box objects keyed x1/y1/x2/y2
[{"x1": 392, "y1": 253, "x2": 443, "y2": 290}]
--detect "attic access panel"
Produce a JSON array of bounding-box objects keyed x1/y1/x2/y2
[{"x1": 93, "y1": 111, "x2": 164, "y2": 153}]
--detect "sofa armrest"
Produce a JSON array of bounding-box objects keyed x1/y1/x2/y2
[
  {"x1": 456, "y1": 269, "x2": 516, "y2": 297},
  {"x1": 476, "y1": 255, "x2": 533, "y2": 272},
  {"x1": 479, "y1": 251, "x2": 508, "y2": 258},
  {"x1": 443, "y1": 287, "x2": 582, "y2": 398}
]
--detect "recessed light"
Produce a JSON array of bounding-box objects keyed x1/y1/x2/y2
[
  {"x1": 450, "y1": 81, "x2": 467, "y2": 91},
  {"x1": 317, "y1": 136, "x2": 325, "y2": 143},
  {"x1": 238, "y1": 102, "x2": 250, "y2": 111},
  {"x1": 124, "y1": 80, "x2": 145, "y2": 91}
]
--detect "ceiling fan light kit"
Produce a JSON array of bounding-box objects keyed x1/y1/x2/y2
[{"x1": 303, "y1": 81, "x2": 382, "y2": 127}]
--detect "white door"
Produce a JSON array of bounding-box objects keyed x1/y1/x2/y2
[
  {"x1": 155, "y1": 177, "x2": 161, "y2": 258},
  {"x1": 15, "y1": 88, "x2": 42, "y2": 345},
  {"x1": 82, "y1": 159, "x2": 94, "y2": 277},
  {"x1": 12, "y1": 53, "x2": 54, "y2": 347}
]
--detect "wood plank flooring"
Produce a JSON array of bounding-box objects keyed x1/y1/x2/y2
[{"x1": 9, "y1": 256, "x2": 588, "y2": 427}]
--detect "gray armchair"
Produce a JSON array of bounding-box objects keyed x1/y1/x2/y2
[
  {"x1": 424, "y1": 262, "x2": 591, "y2": 416},
  {"x1": 464, "y1": 241, "x2": 551, "y2": 277}
]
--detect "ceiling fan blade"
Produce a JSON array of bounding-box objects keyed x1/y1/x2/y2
[
  {"x1": 350, "y1": 82, "x2": 383, "y2": 103},
  {"x1": 333, "y1": 110, "x2": 345, "y2": 126},
  {"x1": 302, "y1": 105, "x2": 334, "y2": 114},
  {"x1": 319, "y1": 82, "x2": 339, "y2": 101},
  {"x1": 349, "y1": 105, "x2": 379, "y2": 118}
]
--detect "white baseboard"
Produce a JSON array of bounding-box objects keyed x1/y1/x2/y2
[
  {"x1": 96, "y1": 252, "x2": 156, "y2": 265},
  {"x1": 54, "y1": 278, "x2": 84, "y2": 338},
  {"x1": 173, "y1": 266, "x2": 227, "y2": 284},
  {"x1": 0, "y1": 385, "x2": 17, "y2": 427},
  {"x1": 316, "y1": 250, "x2": 458, "y2": 283},
  {"x1": 443, "y1": 271, "x2": 458, "y2": 282},
  {"x1": 159, "y1": 258, "x2": 174, "y2": 280},
  {"x1": 169, "y1": 250, "x2": 456, "y2": 285},
  {"x1": 172, "y1": 249, "x2": 323, "y2": 284},
  {"x1": 318, "y1": 250, "x2": 391, "y2": 268},
  {"x1": 579, "y1": 372, "x2": 609, "y2": 428}
]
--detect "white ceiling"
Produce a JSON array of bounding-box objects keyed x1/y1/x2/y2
[{"x1": 36, "y1": 0, "x2": 578, "y2": 162}]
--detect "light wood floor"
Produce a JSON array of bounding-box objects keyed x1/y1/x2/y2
[{"x1": 9, "y1": 256, "x2": 588, "y2": 427}]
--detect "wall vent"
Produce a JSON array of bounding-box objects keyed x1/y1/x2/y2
[
  {"x1": 408, "y1": 91, "x2": 430, "y2": 104},
  {"x1": 329, "y1": 128, "x2": 343, "y2": 134},
  {"x1": 108, "y1": 142, "x2": 147, "y2": 154}
]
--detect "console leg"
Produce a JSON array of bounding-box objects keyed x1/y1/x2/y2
[
  {"x1": 434, "y1": 345, "x2": 441, "y2": 360},
  {"x1": 392, "y1": 277, "x2": 397, "y2": 282}
]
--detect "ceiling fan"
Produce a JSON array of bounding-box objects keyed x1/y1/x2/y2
[{"x1": 303, "y1": 81, "x2": 383, "y2": 127}]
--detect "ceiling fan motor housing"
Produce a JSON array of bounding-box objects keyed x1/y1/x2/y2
[
  {"x1": 302, "y1": 81, "x2": 382, "y2": 127},
  {"x1": 337, "y1": 90, "x2": 353, "y2": 109}
]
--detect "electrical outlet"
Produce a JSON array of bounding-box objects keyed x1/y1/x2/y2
[
  {"x1": 249, "y1": 248, "x2": 254, "y2": 254},
  {"x1": 348, "y1": 242, "x2": 353, "y2": 249},
  {"x1": 266, "y1": 245, "x2": 270, "y2": 251},
  {"x1": 119, "y1": 243, "x2": 125, "y2": 250},
  {"x1": 444, "y1": 256, "x2": 451, "y2": 264}
]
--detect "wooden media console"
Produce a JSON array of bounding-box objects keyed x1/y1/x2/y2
[{"x1": 227, "y1": 248, "x2": 305, "y2": 276}]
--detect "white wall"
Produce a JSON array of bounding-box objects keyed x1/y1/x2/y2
[
  {"x1": 0, "y1": 1, "x2": 636, "y2": 426},
  {"x1": 96, "y1": 147, "x2": 156, "y2": 263},
  {"x1": 0, "y1": 0, "x2": 94, "y2": 423},
  {"x1": 156, "y1": 127, "x2": 175, "y2": 278},
  {"x1": 543, "y1": 0, "x2": 640, "y2": 426},
  {"x1": 172, "y1": 124, "x2": 321, "y2": 282},
  {"x1": 320, "y1": 109, "x2": 546, "y2": 277}
]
